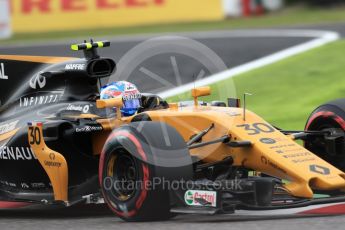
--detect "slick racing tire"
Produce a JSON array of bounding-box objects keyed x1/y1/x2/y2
[
  {"x1": 99, "y1": 122, "x2": 193, "y2": 222},
  {"x1": 305, "y1": 98, "x2": 345, "y2": 171}
]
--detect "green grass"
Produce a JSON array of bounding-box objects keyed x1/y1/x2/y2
[
  {"x1": 3, "y1": 5, "x2": 345, "y2": 44},
  {"x1": 169, "y1": 40, "x2": 345, "y2": 130}
]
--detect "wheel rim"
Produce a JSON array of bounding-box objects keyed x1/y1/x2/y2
[
  {"x1": 306, "y1": 118, "x2": 345, "y2": 169},
  {"x1": 107, "y1": 150, "x2": 139, "y2": 201},
  {"x1": 306, "y1": 120, "x2": 341, "y2": 156}
]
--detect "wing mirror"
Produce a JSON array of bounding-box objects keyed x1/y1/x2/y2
[
  {"x1": 191, "y1": 86, "x2": 211, "y2": 106},
  {"x1": 96, "y1": 97, "x2": 123, "y2": 118}
]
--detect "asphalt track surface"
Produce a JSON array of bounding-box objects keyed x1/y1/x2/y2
[
  {"x1": 1, "y1": 23, "x2": 345, "y2": 229},
  {"x1": 0, "y1": 205, "x2": 345, "y2": 230},
  {"x1": 0, "y1": 32, "x2": 311, "y2": 93},
  {"x1": 1, "y1": 23, "x2": 345, "y2": 94}
]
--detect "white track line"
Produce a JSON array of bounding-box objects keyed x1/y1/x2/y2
[
  {"x1": 0, "y1": 29, "x2": 340, "y2": 99},
  {"x1": 159, "y1": 30, "x2": 340, "y2": 99}
]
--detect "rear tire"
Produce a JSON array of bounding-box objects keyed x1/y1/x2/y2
[
  {"x1": 99, "y1": 122, "x2": 193, "y2": 221},
  {"x1": 305, "y1": 98, "x2": 345, "y2": 171}
]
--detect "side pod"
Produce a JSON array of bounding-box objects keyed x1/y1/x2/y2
[{"x1": 28, "y1": 122, "x2": 68, "y2": 203}]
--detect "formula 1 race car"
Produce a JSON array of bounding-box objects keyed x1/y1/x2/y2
[{"x1": 1, "y1": 41, "x2": 345, "y2": 221}]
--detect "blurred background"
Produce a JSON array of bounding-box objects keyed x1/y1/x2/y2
[
  {"x1": 1, "y1": 0, "x2": 345, "y2": 41},
  {"x1": 1, "y1": 0, "x2": 345, "y2": 130}
]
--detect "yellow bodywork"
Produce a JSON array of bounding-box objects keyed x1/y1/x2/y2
[
  {"x1": 28, "y1": 89, "x2": 345, "y2": 201},
  {"x1": 143, "y1": 106, "x2": 345, "y2": 198},
  {"x1": 28, "y1": 124, "x2": 68, "y2": 202}
]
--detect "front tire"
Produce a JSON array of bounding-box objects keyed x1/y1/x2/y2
[
  {"x1": 99, "y1": 122, "x2": 193, "y2": 221},
  {"x1": 305, "y1": 98, "x2": 345, "y2": 171}
]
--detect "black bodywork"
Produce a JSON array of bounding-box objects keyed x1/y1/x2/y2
[{"x1": 0, "y1": 46, "x2": 115, "y2": 203}]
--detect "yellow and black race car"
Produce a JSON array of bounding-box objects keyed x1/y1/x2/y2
[{"x1": 1, "y1": 41, "x2": 345, "y2": 221}]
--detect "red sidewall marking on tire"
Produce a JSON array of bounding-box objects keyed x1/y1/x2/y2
[
  {"x1": 306, "y1": 111, "x2": 345, "y2": 130},
  {"x1": 99, "y1": 130, "x2": 150, "y2": 218}
]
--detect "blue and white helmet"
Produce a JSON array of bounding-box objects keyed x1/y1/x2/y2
[{"x1": 100, "y1": 81, "x2": 141, "y2": 116}]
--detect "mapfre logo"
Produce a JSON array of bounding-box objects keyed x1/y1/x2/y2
[
  {"x1": 29, "y1": 72, "x2": 46, "y2": 89},
  {"x1": 0, "y1": 63, "x2": 8, "y2": 80}
]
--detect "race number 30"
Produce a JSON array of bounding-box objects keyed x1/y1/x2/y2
[
  {"x1": 237, "y1": 123, "x2": 275, "y2": 135},
  {"x1": 29, "y1": 126, "x2": 41, "y2": 145}
]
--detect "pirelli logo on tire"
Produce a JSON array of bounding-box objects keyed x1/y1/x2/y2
[{"x1": 10, "y1": 0, "x2": 224, "y2": 33}]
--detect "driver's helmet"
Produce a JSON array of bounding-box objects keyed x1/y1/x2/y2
[{"x1": 100, "y1": 81, "x2": 141, "y2": 117}]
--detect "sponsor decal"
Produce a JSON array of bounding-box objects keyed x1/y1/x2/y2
[
  {"x1": 29, "y1": 72, "x2": 46, "y2": 89},
  {"x1": 125, "y1": 83, "x2": 136, "y2": 91},
  {"x1": 0, "y1": 181, "x2": 17, "y2": 188},
  {"x1": 66, "y1": 104, "x2": 90, "y2": 113},
  {"x1": 274, "y1": 146, "x2": 315, "y2": 163},
  {"x1": 44, "y1": 160, "x2": 62, "y2": 167},
  {"x1": 184, "y1": 190, "x2": 217, "y2": 207},
  {"x1": 270, "y1": 144, "x2": 295, "y2": 149},
  {"x1": 260, "y1": 138, "x2": 276, "y2": 145},
  {"x1": 276, "y1": 148, "x2": 303, "y2": 154},
  {"x1": 273, "y1": 137, "x2": 290, "y2": 142},
  {"x1": 122, "y1": 92, "x2": 141, "y2": 101},
  {"x1": 19, "y1": 92, "x2": 63, "y2": 108},
  {"x1": 31, "y1": 183, "x2": 46, "y2": 189},
  {"x1": 21, "y1": 183, "x2": 30, "y2": 189},
  {"x1": 0, "y1": 146, "x2": 37, "y2": 161},
  {"x1": 282, "y1": 152, "x2": 312, "y2": 159},
  {"x1": 11, "y1": 0, "x2": 222, "y2": 34},
  {"x1": 310, "y1": 165, "x2": 330, "y2": 175},
  {"x1": 0, "y1": 120, "x2": 19, "y2": 135},
  {"x1": 75, "y1": 125, "x2": 103, "y2": 133},
  {"x1": 14, "y1": 0, "x2": 165, "y2": 14},
  {"x1": 292, "y1": 158, "x2": 316, "y2": 164},
  {"x1": 65, "y1": 64, "x2": 85, "y2": 70},
  {"x1": 10, "y1": 183, "x2": 17, "y2": 188},
  {"x1": 0, "y1": 63, "x2": 8, "y2": 80},
  {"x1": 49, "y1": 152, "x2": 55, "y2": 160},
  {"x1": 44, "y1": 153, "x2": 62, "y2": 167},
  {"x1": 261, "y1": 156, "x2": 287, "y2": 174}
]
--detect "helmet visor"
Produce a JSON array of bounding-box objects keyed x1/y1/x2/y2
[{"x1": 121, "y1": 99, "x2": 141, "y2": 116}]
